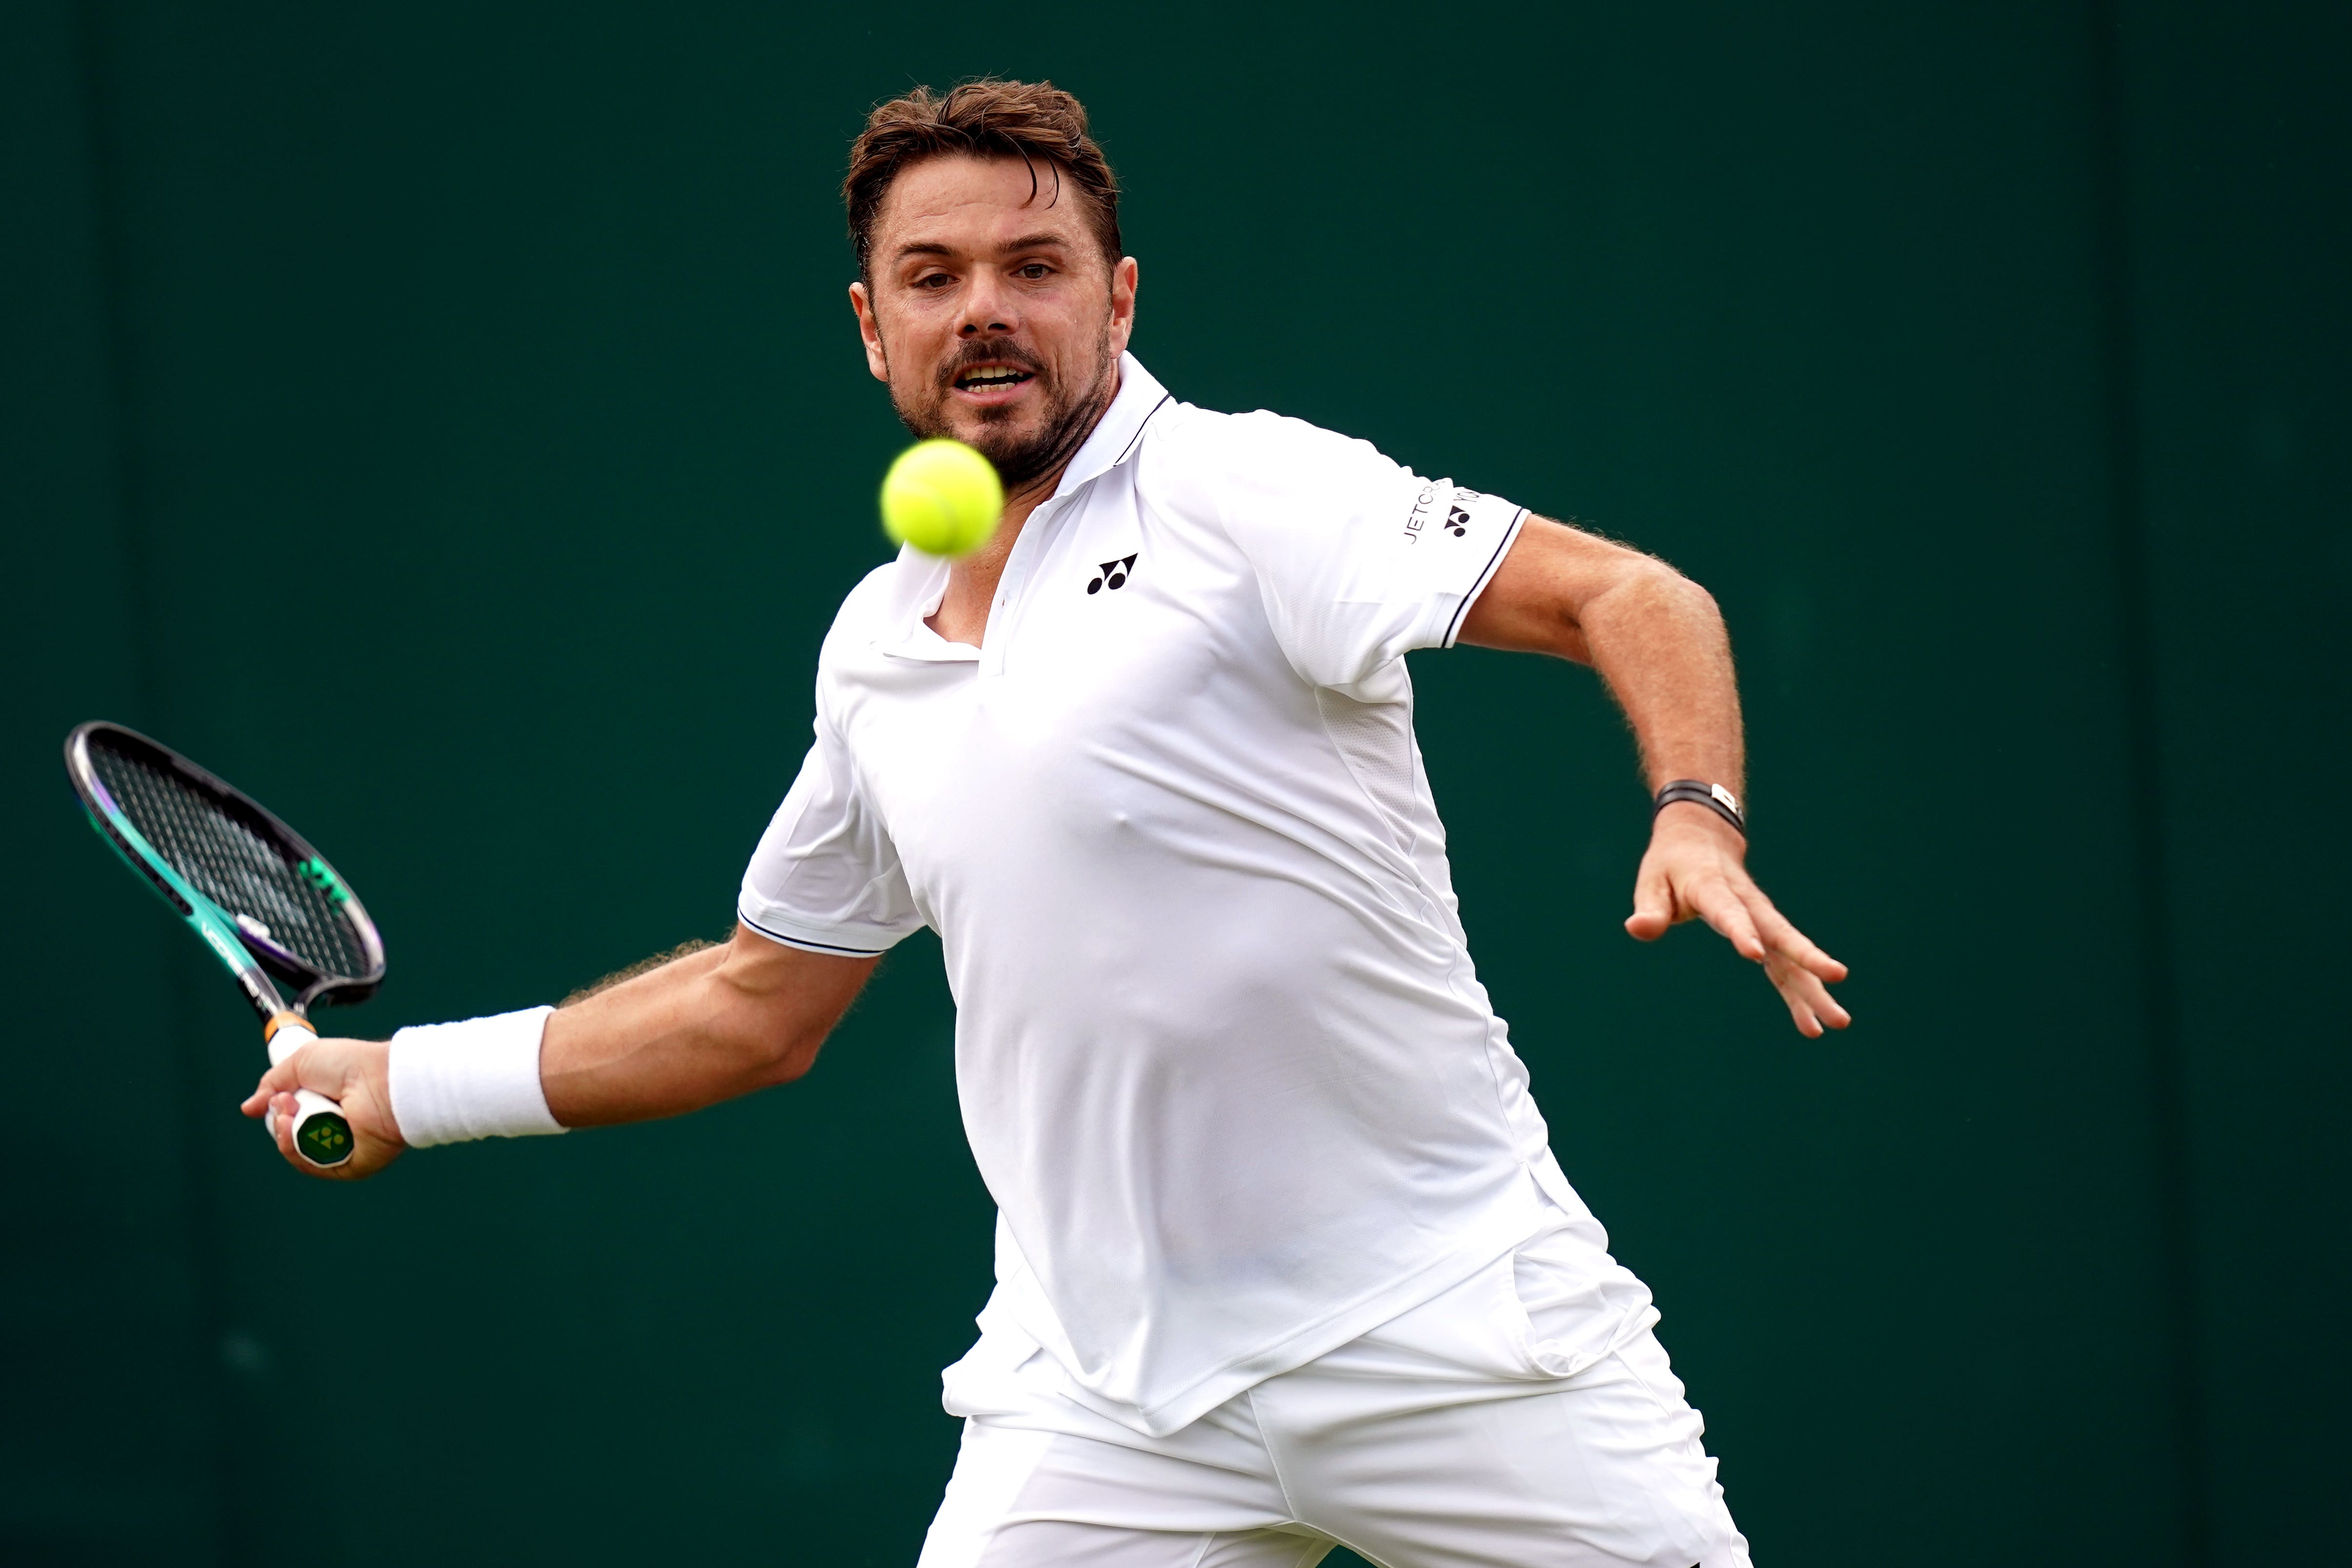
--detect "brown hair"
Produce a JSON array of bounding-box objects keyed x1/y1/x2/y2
[{"x1": 844, "y1": 79, "x2": 1122, "y2": 278}]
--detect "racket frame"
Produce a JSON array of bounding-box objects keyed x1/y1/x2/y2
[{"x1": 65, "y1": 722, "x2": 386, "y2": 1166}]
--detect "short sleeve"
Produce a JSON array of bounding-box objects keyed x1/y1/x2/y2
[
  {"x1": 1178, "y1": 411, "x2": 1528, "y2": 690},
  {"x1": 737, "y1": 709, "x2": 925, "y2": 956}
]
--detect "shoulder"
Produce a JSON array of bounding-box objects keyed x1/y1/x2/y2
[
  {"x1": 1138, "y1": 404, "x2": 1422, "y2": 539},
  {"x1": 811, "y1": 556, "x2": 927, "y2": 684},
  {"x1": 820, "y1": 560, "x2": 902, "y2": 649},
  {"x1": 1146, "y1": 402, "x2": 1402, "y2": 487}
]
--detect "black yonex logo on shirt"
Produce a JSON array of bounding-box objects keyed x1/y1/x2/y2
[
  {"x1": 1405, "y1": 485, "x2": 1481, "y2": 543},
  {"x1": 1087, "y1": 554, "x2": 1137, "y2": 594}
]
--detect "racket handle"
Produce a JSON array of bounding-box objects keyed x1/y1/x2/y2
[{"x1": 262, "y1": 1019, "x2": 356, "y2": 1168}]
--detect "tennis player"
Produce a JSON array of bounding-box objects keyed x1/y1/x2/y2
[{"x1": 250, "y1": 79, "x2": 1847, "y2": 1568}]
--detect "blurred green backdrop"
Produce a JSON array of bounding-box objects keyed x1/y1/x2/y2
[{"x1": 5, "y1": 3, "x2": 2345, "y2": 1565}]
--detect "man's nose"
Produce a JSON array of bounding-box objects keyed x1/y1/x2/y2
[{"x1": 958, "y1": 271, "x2": 1015, "y2": 337}]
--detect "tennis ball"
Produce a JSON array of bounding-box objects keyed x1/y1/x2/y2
[{"x1": 880, "y1": 438, "x2": 1004, "y2": 558}]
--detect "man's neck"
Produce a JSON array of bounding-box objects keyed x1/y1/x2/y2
[{"x1": 925, "y1": 368, "x2": 1121, "y2": 650}]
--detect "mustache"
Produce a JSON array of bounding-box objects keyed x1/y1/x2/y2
[{"x1": 937, "y1": 341, "x2": 1045, "y2": 390}]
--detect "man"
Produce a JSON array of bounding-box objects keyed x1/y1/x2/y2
[{"x1": 250, "y1": 79, "x2": 1847, "y2": 1568}]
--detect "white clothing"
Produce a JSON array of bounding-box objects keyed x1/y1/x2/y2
[
  {"x1": 386, "y1": 1006, "x2": 562, "y2": 1147},
  {"x1": 740, "y1": 354, "x2": 1550, "y2": 1435},
  {"x1": 919, "y1": 1177, "x2": 1749, "y2": 1568}
]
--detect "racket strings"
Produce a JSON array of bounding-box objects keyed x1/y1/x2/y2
[{"x1": 91, "y1": 745, "x2": 370, "y2": 981}]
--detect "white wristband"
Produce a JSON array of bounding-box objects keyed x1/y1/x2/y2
[{"x1": 387, "y1": 1005, "x2": 565, "y2": 1148}]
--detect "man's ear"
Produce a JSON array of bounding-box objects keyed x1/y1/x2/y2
[
  {"x1": 848, "y1": 280, "x2": 890, "y2": 384},
  {"x1": 1108, "y1": 256, "x2": 1139, "y2": 358}
]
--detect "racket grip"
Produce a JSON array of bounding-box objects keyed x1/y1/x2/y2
[{"x1": 262, "y1": 1019, "x2": 357, "y2": 1168}]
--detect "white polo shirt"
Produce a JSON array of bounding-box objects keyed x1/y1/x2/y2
[{"x1": 741, "y1": 354, "x2": 1558, "y2": 1436}]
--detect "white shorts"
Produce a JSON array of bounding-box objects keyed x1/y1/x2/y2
[{"x1": 921, "y1": 1185, "x2": 1753, "y2": 1568}]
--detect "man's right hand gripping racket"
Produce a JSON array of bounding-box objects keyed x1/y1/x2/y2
[{"x1": 66, "y1": 722, "x2": 386, "y2": 1168}]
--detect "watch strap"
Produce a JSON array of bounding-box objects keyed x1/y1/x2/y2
[{"x1": 1653, "y1": 779, "x2": 1745, "y2": 836}]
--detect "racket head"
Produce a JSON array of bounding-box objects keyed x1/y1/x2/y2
[{"x1": 65, "y1": 722, "x2": 386, "y2": 1011}]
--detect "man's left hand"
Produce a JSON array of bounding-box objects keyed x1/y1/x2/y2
[{"x1": 1625, "y1": 803, "x2": 1851, "y2": 1037}]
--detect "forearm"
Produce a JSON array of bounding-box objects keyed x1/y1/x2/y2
[
  {"x1": 539, "y1": 943, "x2": 759, "y2": 1127},
  {"x1": 540, "y1": 929, "x2": 876, "y2": 1128},
  {"x1": 1462, "y1": 517, "x2": 1744, "y2": 795},
  {"x1": 1577, "y1": 564, "x2": 1744, "y2": 795}
]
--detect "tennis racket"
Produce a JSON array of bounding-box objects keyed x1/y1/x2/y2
[{"x1": 65, "y1": 721, "x2": 386, "y2": 1167}]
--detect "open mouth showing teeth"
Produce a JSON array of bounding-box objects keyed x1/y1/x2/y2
[{"x1": 955, "y1": 365, "x2": 1036, "y2": 391}]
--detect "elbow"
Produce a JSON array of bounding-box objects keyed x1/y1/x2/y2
[
  {"x1": 755, "y1": 1025, "x2": 828, "y2": 1089},
  {"x1": 1577, "y1": 560, "x2": 1723, "y2": 666},
  {"x1": 704, "y1": 961, "x2": 838, "y2": 1091},
  {"x1": 1638, "y1": 559, "x2": 1721, "y2": 623}
]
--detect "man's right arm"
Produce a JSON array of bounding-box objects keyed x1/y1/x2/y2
[
  {"x1": 240, "y1": 925, "x2": 879, "y2": 1179},
  {"x1": 541, "y1": 925, "x2": 878, "y2": 1126}
]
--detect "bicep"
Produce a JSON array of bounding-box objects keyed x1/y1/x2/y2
[{"x1": 1456, "y1": 516, "x2": 1658, "y2": 663}]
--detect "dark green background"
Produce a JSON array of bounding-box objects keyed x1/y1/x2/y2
[{"x1": 5, "y1": 3, "x2": 2344, "y2": 1564}]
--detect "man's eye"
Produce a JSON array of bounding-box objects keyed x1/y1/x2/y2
[
  {"x1": 915, "y1": 273, "x2": 953, "y2": 290},
  {"x1": 1018, "y1": 263, "x2": 1051, "y2": 280}
]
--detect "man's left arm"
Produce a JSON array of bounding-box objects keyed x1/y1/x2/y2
[{"x1": 1458, "y1": 516, "x2": 1851, "y2": 1037}]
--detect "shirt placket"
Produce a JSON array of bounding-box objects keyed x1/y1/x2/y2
[{"x1": 981, "y1": 493, "x2": 1068, "y2": 679}]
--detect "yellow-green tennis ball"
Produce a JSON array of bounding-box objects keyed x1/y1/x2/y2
[{"x1": 880, "y1": 439, "x2": 1004, "y2": 558}]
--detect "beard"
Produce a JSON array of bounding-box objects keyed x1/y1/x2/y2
[{"x1": 891, "y1": 326, "x2": 1119, "y2": 495}]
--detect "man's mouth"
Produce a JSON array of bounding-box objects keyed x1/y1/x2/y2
[{"x1": 953, "y1": 363, "x2": 1037, "y2": 393}]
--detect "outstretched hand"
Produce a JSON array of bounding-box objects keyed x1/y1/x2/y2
[
  {"x1": 1627, "y1": 804, "x2": 1851, "y2": 1037},
  {"x1": 240, "y1": 1037, "x2": 406, "y2": 1179}
]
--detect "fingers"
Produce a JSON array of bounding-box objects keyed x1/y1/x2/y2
[
  {"x1": 1684, "y1": 877, "x2": 1767, "y2": 961},
  {"x1": 1746, "y1": 899, "x2": 1849, "y2": 985},
  {"x1": 1742, "y1": 891, "x2": 1852, "y2": 1035},
  {"x1": 1624, "y1": 831, "x2": 1853, "y2": 1035},
  {"x1": 1767, "y1": 951, "x2": 1852, "y2": 1037},
  {"x1": 242, "y1": 1035, "x2": 359, "y2": 1115},
  {"x1": 1624, "y1": 856, "x2": 1674, "y2": 941},
  {"x1": 241, "y1": 1057, "x2": 303, "y2": 1119},
  {"x1": 271, "y1": 1092, "x2": 302, "y2": 1160},
  {"x1": 1754, "y1": 904, "x2": 1852, "y2": 1036}
]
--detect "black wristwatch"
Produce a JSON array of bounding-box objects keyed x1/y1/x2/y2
[{"x1": 1652, "y1": 779, "x2": 1744, "y2": 837}]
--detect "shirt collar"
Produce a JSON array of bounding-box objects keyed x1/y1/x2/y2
[
  {"x1": 875, "y1": 556, "x2": 970, "y2": 661},
  {"x1": 872, "y1": 353, "x2": 1170, "y2": 663},
  {"x1": 1050, "y1": 352, "x2": 1172, "y2": 500}
]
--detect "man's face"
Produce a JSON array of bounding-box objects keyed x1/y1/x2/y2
[{"x1": 850, "y1": 154, "x2": 1138, "y2": 494}]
